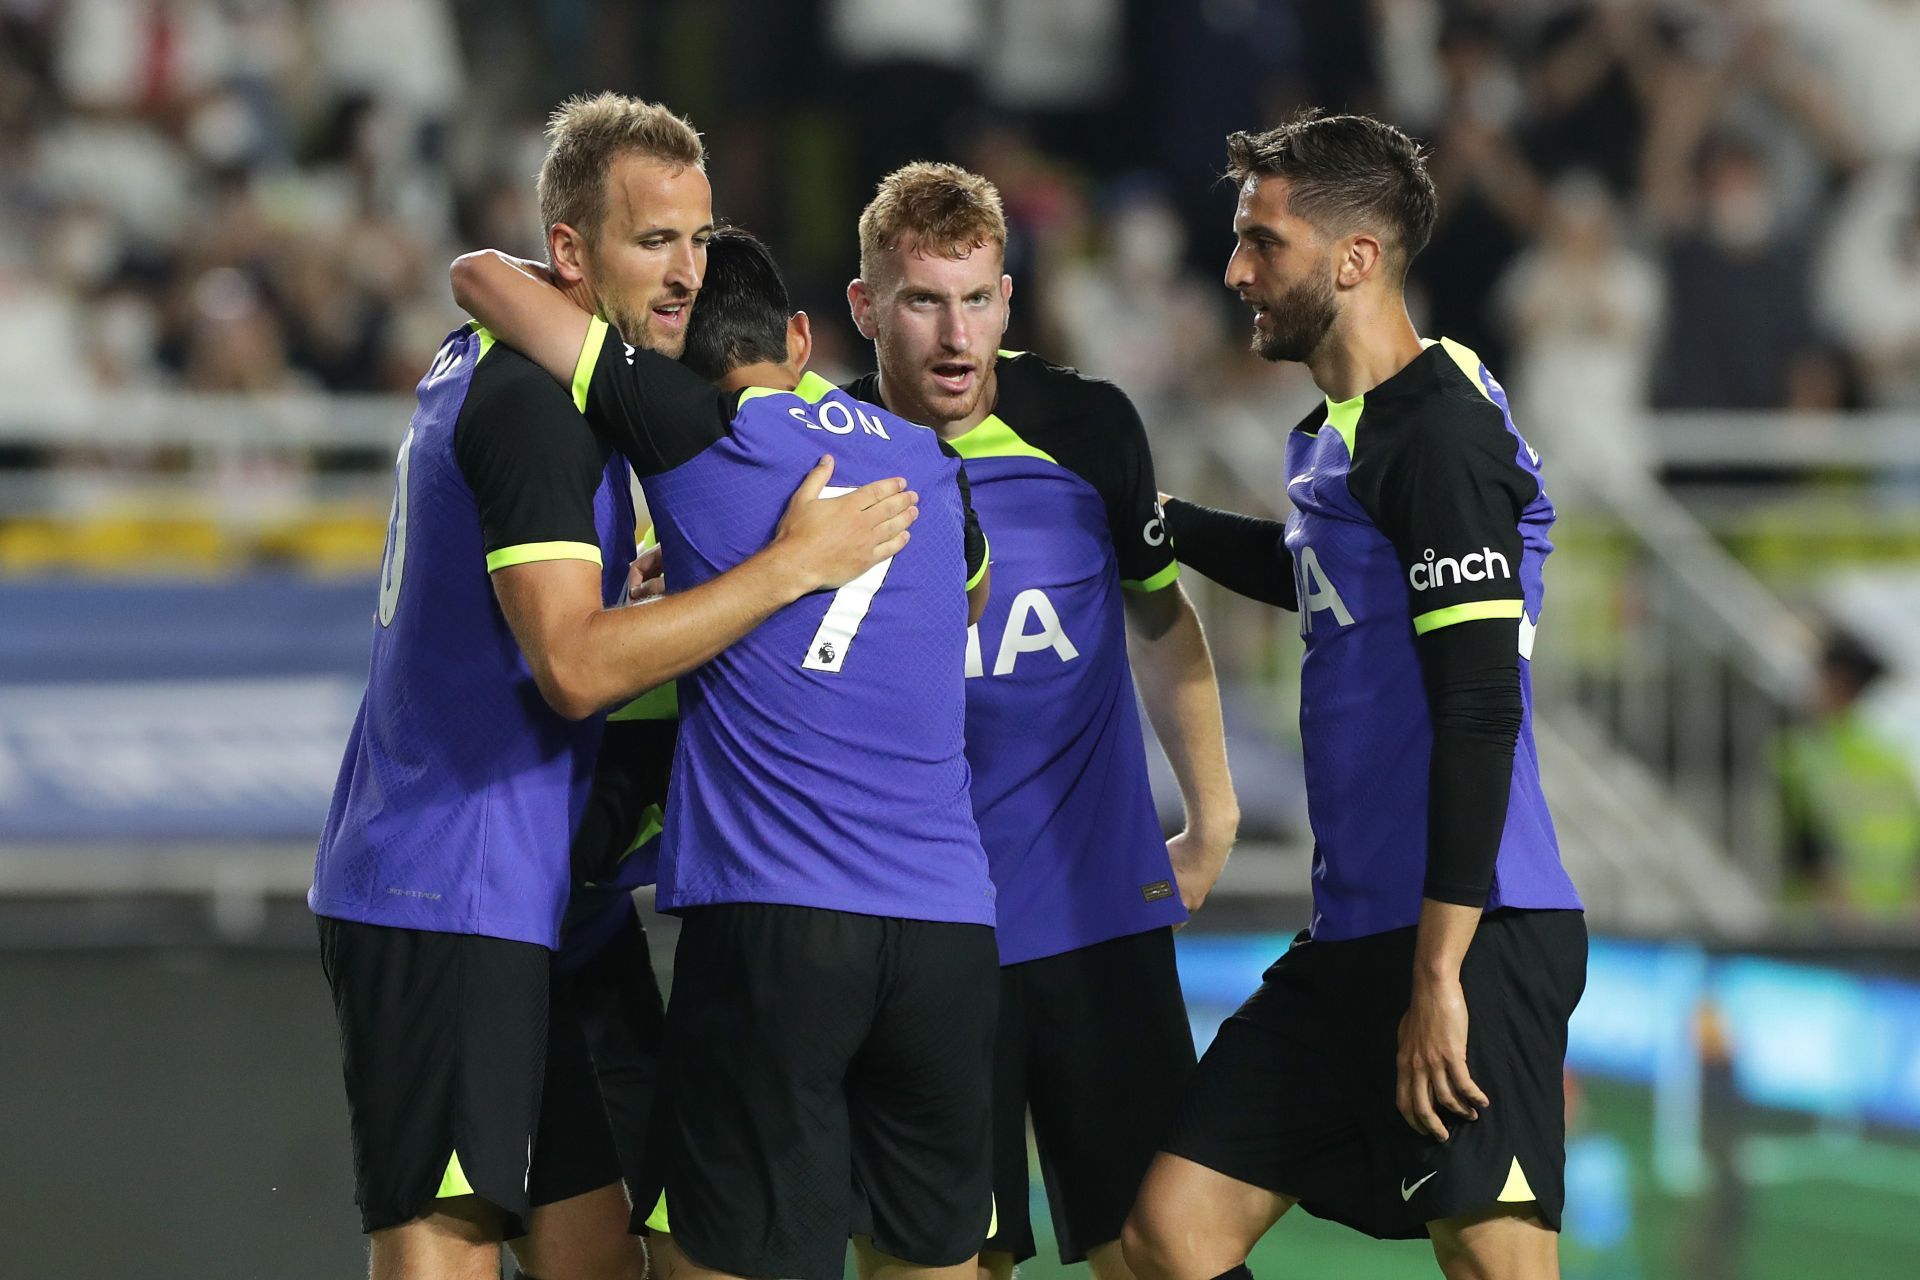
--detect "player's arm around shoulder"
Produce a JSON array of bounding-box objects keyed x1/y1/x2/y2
[
  {"x1": 450, "y1": 249, "x2": 597, "y2": 389},
  {"x1": 495, "y1": 456, "x2": 920, "y2": 720}
]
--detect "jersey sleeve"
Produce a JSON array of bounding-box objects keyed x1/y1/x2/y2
[
  {"x1": 576, "y1": 315, "x2": 735, "y2": 476},
  {"x1": 455, "y1": 362, "x2": 608, "y2": 572},
  {"x1": 1351, "y1": 399, "x2": 1535, "y2": 635},
  {"x1": 1090, "y1": 385, "x2": 1180, "y2": 592},
  {"x1": 940, "y1": 442, "x2": 990, "y2": 590}
]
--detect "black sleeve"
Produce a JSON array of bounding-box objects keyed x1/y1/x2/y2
[
  {"x1": 1348, "y1": 398, "x2": 1538, "y2": 908},
  {"x1": 1416, "y1": 620, "x2": 1521, "y2": 906},
  {"x1": 1085, "y1": 384, "x2": 1181, "y2": 590},
  {"x1": 455, "y1": 356, "x2": 607, "y2": 569},
  {"x1": 1161, "y1": 498, "x2": 1297, "y2": 609},
  {"x1": 577, "y1": 317, "x2": 735, "y2": 476},
  {"x1": 940, "y1": 441, "x2": 990, "y2": 589}
]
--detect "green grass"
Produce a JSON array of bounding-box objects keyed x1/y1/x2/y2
[{"x1": 1005, "y1": 1078, "x2": 1920, "y2": 1280}]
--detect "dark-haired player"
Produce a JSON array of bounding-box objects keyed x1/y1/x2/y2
[
  {"x1": 454, "y1": 227, "x2": 995, "y2": 1280},
  {"x1": 846, "y1": 162, "x2": 1239, "y2": 1280},
  {"x1": 1122, "y1": 113, "x2": 1585, "y2": 1280},
  {"x1": 311, "y1": 95, "x2": 915, "y2": 1280}
]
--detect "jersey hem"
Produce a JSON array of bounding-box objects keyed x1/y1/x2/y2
[
  {"x1": 995, "y1": 901, "x2": 1188, "y2": 966},
  {"x1": 655, "y1": 882, "x2": 996, "y2": 928},
  {"x1": 309, "y1": 894, "x2": 558, "y2": 950}
]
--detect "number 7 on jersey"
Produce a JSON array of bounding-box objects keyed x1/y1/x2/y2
[{"x1": 801, "y1": 485, "x2": 897, "y2": 674}]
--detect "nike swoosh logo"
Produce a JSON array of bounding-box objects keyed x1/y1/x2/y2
[{"x1": 1401, "y1": 1171, "x2": 1438, "y2": 1201}]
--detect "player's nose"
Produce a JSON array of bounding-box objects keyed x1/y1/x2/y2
[{"x1": 1224, "y1": 243, "x2": 1252, "y2": 291}]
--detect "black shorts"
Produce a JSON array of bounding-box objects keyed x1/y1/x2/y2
[
  {"x1": 1164, "y1": 908, "x2": 1587, "y2": 1240},
  {"x1": 988, "y1": 927, "x2": 1195, "y2": 1264},
  {"x1": 318, "y1": 916, "x2": 623, "y2": 1236},
  {"x1": 650, "y1": 903, "x2": 998, "y2": 1280},
  {"x1": 562, "y1": 899, "x2": 668, "y2": 1213}
]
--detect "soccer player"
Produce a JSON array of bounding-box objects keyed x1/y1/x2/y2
[
  {"x1": 311, "y1": 96, "x2": 915, "y2": 1280},
  {"x1": 1120, "y1": 114, "x2": 1586, "y2": 1280},
  {"x1": 453, "y1": 227, "x2": 995, "y2": 1280},
  {"x1": 844, "y1": 163, "x2": 1239, "y2": 1280}
]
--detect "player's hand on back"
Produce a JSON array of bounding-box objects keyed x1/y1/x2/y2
[
  {"x1": 623, "y1": 544, "x2": 666, "y2": 604},
  {"x1": 771, "y1": 455, "x2": 918, "y2": 593}
]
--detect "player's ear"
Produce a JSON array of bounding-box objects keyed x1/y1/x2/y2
[
  {"x1": 787, "y1": 310, "x2": 814, "y2": 373},
  {"x1": 1339, "y1": 234, "x2": 1381, "y2": 290},
  {"x1": 1000, "y1": 273, "x2": 1013, "y2": 336},
  {"x1": 847, "y1": 279, "x2": 878, "y2": 339},
  {"x1": 550, "y1": 223, "x2": 589, "y2": 285}
]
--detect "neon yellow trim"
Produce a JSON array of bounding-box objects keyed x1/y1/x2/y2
[
  {"x1": 608, "y1": 682, "x2": 678, "y2": 721},
  {"x1": 1437, "y1": 337, "x2": 1496, "y2": 405},
  {"x1": 436, "y1": 1150, "x2": 474, "y2": 1198},
  {"x1": 966, "y1": 534, "x2": 990, "y2": 592},
  {"x1": 793, "y1": 370, "x2": 837, "y2": 403},
  {"x1": 645, "y1": 1191, "x2": 671, "y2": 1233},
  {"x1": 944, "y1": 414, "x2": 1057, "y2": 464},
  {"x1": 1122, "y1": 561, "x2": 1181, "y2": 593},
  {"x1": 737, "y1": 371, "x2": 840, "y2": 408},
  {"x1": 988, "y1": 1192, "x2": 998, "y2": 1238},
  {"x1": 637, "y1": 525, "x2": 658, "y2": 551},
  {"x1": 572, "y1": 316, "x2": 609, "y2": 413},
  {"x1": 1323, "y1": 394, "x2": 1362, "y2": 457},
  {"x1": 1411, "y1": 598, "x2": 1525, "y2": 635},
  {"x1": 623, "y1": 804, "x2": 665, "y2": 856},
  {"x1": 1496, "y1": 1157, "x2": 1536, "y2": 1203},
  {"x1": 996, "y1": 349, "x2": 1026, "y2": 359},
  {"x1": 485, "y1": 541, "x2": 603, "y2": 573},
  {"x1": 468, "y1": 321, "x2": 497, "y2": 361}
]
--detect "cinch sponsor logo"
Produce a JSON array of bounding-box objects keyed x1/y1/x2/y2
[{"x1": 1408, "y1": 546, "x2": 1511, "y2": 591}]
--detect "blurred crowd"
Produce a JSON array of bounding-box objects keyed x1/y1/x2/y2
[{"x1": 3, "y1": 0, "x2": 1919, "y2": 464}]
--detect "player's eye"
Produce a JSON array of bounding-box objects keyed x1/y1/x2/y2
[{"x1": 638, "y1": 236, "x2": 668, "y2": 250}]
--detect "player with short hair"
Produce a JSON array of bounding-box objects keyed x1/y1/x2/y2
[
  {"x1": 453, "y1": 226, "x2": 995, "y2": 1280},
  {"x1": 1121, "y1": 112, "x2": 1585, "y2": 1280},
  {"x1": 845, "y1": 162, "x2": 1240, "y2": 1280},
  {"x1": 311, "y1": 95, "x2": 914, "y2": 1280}
]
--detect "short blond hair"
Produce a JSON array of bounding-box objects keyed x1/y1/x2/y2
[
  {"x1": 537, "y1": 93, "x2": 704, "y2": 244},
  {"x1": 858, "y1": 162, "x2": 1007, "y2": 281}
]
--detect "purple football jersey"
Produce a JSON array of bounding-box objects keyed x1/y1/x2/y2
[{"x1": 310, "y1": 326, "x2": 635, "y2": 948}]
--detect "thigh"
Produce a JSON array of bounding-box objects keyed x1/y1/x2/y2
[
  {"x1": 527, "y1": 957, "x2": 626, "y2": 1211},
  {"x1": 513, "y1": 1182, "x2": 645, "y2": 1280},
  {"x1": 1027, "y1": 928, "x2": 1197, "y2": 1263},
  {"x1": 1160, "y1": 941, "x2": 1369, "y2": 1216},
  {"x1": 661, "y1": 904, "x2": 878, "y2": 1280},
  {"x1": 1406, "y1": 909, "x2": 1588, "y2": 1237},
  {"x1": 983, "y1": 962, "x2": 1036, "y2": 1264},
  {"x1": 569, "y1": 902, "x2": 670, "y2": 1205},
  {"x1": 850, "y1": 919, "x2": 999, "y2": 1271},
  {"x1": 319, "y1": 916, "x2": 549, "y2": 1237}
]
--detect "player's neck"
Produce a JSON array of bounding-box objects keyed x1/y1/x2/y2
[
  {"x1": 717, "y1": 360, "x2": 802, "y2": 397},
  {"x1": 1307, "y1": 298, "x2": 1424, "y2": 405}
]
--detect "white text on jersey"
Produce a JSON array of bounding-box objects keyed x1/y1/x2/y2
[
  {"x1": 966, "y1": 588, "x2": 1081, "y2": 677},
  {"x1": 788, "y1": 402, "x2": 891, "y2": 440}
]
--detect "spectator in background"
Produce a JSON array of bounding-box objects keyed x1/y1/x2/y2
[
  {"x1": 1411, "y1": 12, "x2": 1543, "y2": 375},
  {"x1": 1496, "y1": 173, "x2": 1661, "y2": 483},
  {"x1": 1650, "y1": 134, "x2": 1837, "y2": 410},
  {"x1": 1777, "y1": 629, "x2": 1920, "y2": 922},
  {"x1": 1819, "y1": 160, "x2": 1920, "y2": 408},
  {"x1": 1045, "y1": 179, "x2": 1226, "y2": 404}
]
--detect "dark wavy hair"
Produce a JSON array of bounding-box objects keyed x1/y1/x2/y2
[{"x1": 681, "y1": 227, "x2": 792, "y2": 383}]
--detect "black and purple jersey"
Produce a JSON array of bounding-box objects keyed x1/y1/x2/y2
[
  {"x1": 851, "y1": 353, "x2": 1186, "y2": 963},
  {"x1": 572, "y1": 318, "x2": 993, "y2": 925},
  {"x1": 311, "y1": 324, "x2": 636, "y2": 948},
  {"x1": 1283, "y1": 339, "x2": 1581, "y2": 940}
]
